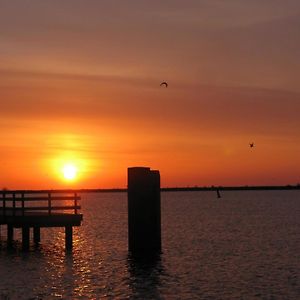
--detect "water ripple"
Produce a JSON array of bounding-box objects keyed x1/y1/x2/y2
[{"x1": 0, "y1": 191, "x2": 299, "y2": 299}]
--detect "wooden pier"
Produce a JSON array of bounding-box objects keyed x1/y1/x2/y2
[{"x1": 0, "y1": 190, "x2": 83, "y2": 251}]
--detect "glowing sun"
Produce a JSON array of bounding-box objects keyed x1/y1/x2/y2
[{"x1": 62, "y1": 164, "x2": 78, "y2": 181}]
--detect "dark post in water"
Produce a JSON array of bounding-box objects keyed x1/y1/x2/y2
[{"x1": 127, "y1": 167, "x2": 161, "y2": 255}]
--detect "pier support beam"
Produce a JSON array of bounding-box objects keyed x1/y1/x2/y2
[
  {"x1": 22, "y1": 226, "x2": 30, "y2": 251},
  {"x1": 33, "y1": 226, "x2": 41, "y2": 244},
  {"x1": 128, "y1": 167, "x2": 161, "y2": 255},
  {"x1": 65, "y1": 226, "x2": 73, "y2": 250},
  {"x1": 7, "y1": 225, "x2": 14, "y2": 247}
]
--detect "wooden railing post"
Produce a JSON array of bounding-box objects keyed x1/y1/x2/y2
[
  {"x1": 13, "y1": 193, "x2": 16, "y2": 216},
  {"x1": 21, "y1": 193, "x2": 25, "y2": 216},
  {"x1": 3, "y1": 192, "x2": 6, "y2": 217},
  {"x1": 74, "y1": 193, "x2": 78, "y2": 214},
  {"x1": 48, "y1": 193, "x2": 52, "y2": 215}
]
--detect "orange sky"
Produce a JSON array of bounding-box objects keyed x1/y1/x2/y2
[{"x1": 1, "y1": 1, "x2": 300, "y2": 189}]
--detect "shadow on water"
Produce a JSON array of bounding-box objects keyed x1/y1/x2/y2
[{"x1": 127, "y1": 252, "x2": 166, "y2": 299}]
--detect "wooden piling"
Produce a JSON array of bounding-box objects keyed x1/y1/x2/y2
[
  {"x1": 128, "y1": 167, "x2": 161, "y2": 255},
  {"x1": 7, "y1": 225, "x2": 14, "y2": 247},
  {"x1": 22, "y1": 226, "x2": 30, "y2": 251},
  {"x1": 33, "y1": 226, "x2": 41, "y2": 244},
  {"x1": 65, "y1": 226, "x2": 73, "y2": 250}
]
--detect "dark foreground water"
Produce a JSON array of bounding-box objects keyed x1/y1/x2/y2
[{"x1": 0, "y1": 191, "x2": 299, "y2": 299}]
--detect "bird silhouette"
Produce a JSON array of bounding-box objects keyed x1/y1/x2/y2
[
  {"x1": 160, "y1": 81, "x2": 168, "y2": 88},
  {"x1": 249, "y1": 142, "x2": 254, "y2": 148}
]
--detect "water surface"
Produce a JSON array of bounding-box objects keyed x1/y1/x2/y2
[{"x1": 0, "y1": 191, "x2": 299, "y2": 299}]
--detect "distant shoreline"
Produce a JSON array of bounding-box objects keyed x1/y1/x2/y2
[{"x1": 1, "y1": 185, "x2": 299, "y2": 194}]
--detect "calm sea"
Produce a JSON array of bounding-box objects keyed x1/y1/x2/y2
[{"x1": 0, "y1": 191, "x2": 299, "y2": 299}]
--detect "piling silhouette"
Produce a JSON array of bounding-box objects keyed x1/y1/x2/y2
[{"x1": 127, "y1": 167, "x2": 161, "y2": 256}]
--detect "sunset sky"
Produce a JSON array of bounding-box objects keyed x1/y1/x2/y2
[{"x1": 1, "y1": 0, "x2": 300, "y2": 189}]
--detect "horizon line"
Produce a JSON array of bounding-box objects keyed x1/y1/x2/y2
[{"x1": 1, "y1": 184, "x2": 300, "y2": 194}]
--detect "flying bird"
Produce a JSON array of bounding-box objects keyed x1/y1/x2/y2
[
  {"x1": 249, "y1": 142, "x2": 254, "y2": 148},
  {"x1": 160, "y1": 81, "x2": 168, "y2": 88}
]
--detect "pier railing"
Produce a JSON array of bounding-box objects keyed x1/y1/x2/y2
[{"x1": 0, "y1": 191, "x2": 81, "y2": 217}]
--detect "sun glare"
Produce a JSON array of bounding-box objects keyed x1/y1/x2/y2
[{"x1": 62, "y1": 164, "x2": 78, "y2": 181}]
